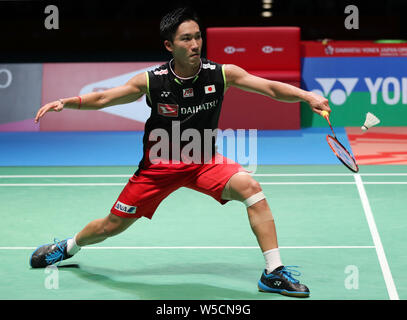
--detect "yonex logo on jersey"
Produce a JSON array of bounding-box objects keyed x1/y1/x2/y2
[
  {"x1": 115, "y1": 201, "x2": 137, "y2": 214},
  {"x1": 158, "y1": 103, "x2": 179, "y2": 117},
  {"x1": 183, "y1": 88, "x2": 194, "y2": 98},
  {"x1": 204, "y1": 85, "x2": 216, "y2": 94},
  {"x1": 161, "y1": 91, "x2": 171, "y2": 98}
]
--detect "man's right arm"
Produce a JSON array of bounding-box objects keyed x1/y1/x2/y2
[{"x1": 35, "y1": 72, "x2": 148, "y2": 123}]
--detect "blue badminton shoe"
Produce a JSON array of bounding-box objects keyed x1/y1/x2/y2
[
  {"x1": 30, "y1": 238, "x2": 73, "y2": 268},
  {"x1": 258, "y1": 266, "x2": 310, "y2": 298}
]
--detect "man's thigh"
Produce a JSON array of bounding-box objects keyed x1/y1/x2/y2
[{"x1": 186, "y1": 154, "x2": 246, "y2": 204}]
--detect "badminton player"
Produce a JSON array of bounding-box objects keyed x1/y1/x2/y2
[{"x1": 30, "y1": 7, "x2": 330, "y2": 298}]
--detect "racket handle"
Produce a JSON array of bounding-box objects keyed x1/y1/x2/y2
[{"x1": 321, "y1": 110, "x2": 336, "y2": 137}]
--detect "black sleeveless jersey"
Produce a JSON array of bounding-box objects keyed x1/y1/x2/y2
[{"x1": 136, "y1": 58, "x2": 225, "y2": 173}]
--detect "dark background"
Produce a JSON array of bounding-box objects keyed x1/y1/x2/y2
[{"x1": 1, "y1": 0, "x2": 406, "y2": 62}]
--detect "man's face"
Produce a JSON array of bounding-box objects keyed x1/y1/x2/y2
[{"x1": 165, "y1": 20, "x2": 202, "y2": 67}]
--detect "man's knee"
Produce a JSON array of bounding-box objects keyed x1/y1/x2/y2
[
  {"x1": 222, "y1": 173, "x2": 273, "y2": 226},
  {"x1": 241, "y1": 177, "x2": 262, "y2": 196},
  {"x1": 222, "y1": 172, "x2": 263, "y2": 203}
]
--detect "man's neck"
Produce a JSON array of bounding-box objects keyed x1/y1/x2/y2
[{"x1": 171, "y1": 59, "x2": 202, "y2": 79}]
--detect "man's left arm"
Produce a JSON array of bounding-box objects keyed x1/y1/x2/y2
[{"x1": 223, "y1": 64, "x2": 331, "y2": 116}]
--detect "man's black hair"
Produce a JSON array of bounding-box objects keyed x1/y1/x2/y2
[{"x1": 160, "y1": 7, "x2": 200, "y2": 42}]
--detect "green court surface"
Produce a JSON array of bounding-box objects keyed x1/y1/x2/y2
[{"x1": 0, "y1": 165, "x2": 406, "y2": 300}]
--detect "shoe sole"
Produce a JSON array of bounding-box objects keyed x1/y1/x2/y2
[{"x1": 258, "y1": 281, "x2": 310, "y2": 298}]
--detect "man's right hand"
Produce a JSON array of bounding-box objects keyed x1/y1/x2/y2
[{"x1": 34, "y1": 99, "x2": 64, "y2": 123}]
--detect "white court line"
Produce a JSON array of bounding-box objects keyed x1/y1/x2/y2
[
  {"x1": 1, "y1": 173, "x2": 407, "y2": 178},
  {"x1": 2, "y1": 182, "x2": 407, "y2": 186},
  {"x1": 354, "y1": 174, "x2": 399, "y2": 300},
  {"x1": 0, "y1": 172, "x2": 401, "y2": 298},
  {"x1": 261, "y1": 182, "x2": 354, "y2": 185},
  {"x1": 262, "y1": 182, "x2": 407, "y2": 185},
  {"x1": 253, "y1": 173, "x2": 407, "y2": 176},
  {"x1": 0, "y1": 245, "x2": 375, "y2": 250},
  {"x1": 0, "y1": 183, "x2": 125, "y2": 187},
  {"x1": 0, "y1": 175, "x2": 130, "y2": 178},
  {"x1": 253, "y1": 173, "x2": 407, "y2": 177},
  {"x1": 364, "y1": 182, "x2": 407, "y2": 185}
]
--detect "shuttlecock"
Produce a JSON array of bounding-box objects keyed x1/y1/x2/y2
[{"x1": 361, "y1": 112, "x2": 380, "y2": 131}]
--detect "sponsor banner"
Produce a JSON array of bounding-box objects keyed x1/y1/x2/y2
[
  {"x1": 207, "y1": 27, "x2": 300, "y2": 71},
  {"x1": 301, "y1": 57, "x2": 407, "y2": 127},
  {"x1": 0, "y1": 64, "x2": 42, "y2": 131},
  {"x1": 208, "y1": 27, "x2": 301, "y2": 129},
  {"x1": 302, "y1": 40, "x2": 407, "y2": 57},
  {"x1": 41, "y1": 62, "x2": 161, "y2": 131},
  {"x1": 220, "y1": 86, "x2": 300, "y2": 130}
]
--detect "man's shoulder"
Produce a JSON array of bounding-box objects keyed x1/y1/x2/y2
[
  {"x1": 150, "y1": 62, "x2": 170, "y2": 76},
  {"x1": 201, "y1": 58, "x2": 222, "y2": 71}
]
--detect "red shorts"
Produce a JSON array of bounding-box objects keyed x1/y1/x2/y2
[{"x1": 111, "y1": 153, "x2": 244, "y2": 219}]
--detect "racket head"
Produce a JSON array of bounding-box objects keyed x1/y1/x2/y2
[{"x1": 326, "y1": 134, "x2": 359, "y2": 173}]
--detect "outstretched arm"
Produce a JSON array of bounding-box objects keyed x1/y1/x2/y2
[
  {"x1": 223, "y1": 64, "x2": 331, "y2": 115},
  {"x1": 35, "y1": 72, "x2": 148, "y2": 123}
]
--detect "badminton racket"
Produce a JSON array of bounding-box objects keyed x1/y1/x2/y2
[{"x1": 321, "y1": 111, "x2": 359, "y2": 173}]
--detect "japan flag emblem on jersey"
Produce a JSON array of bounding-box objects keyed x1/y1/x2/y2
[{"x1": 204, "y1": 85, "x2": 216, "y2": 94}]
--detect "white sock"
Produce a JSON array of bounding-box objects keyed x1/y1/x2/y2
[
  {"x1": 263, "y1": 248, "x2": 283, "y2": 274},
  {"x1": 67, "y1": 234, "x2": 81, "y2": 256}
]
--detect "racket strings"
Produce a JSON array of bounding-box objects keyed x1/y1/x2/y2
[{"x1": 327, "y1": 135, "x2": 359, "y2": 172}]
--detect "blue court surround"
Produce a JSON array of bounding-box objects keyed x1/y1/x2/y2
[{"x1": 0, "y1": 128, "x2": 351, "y2": 166}]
